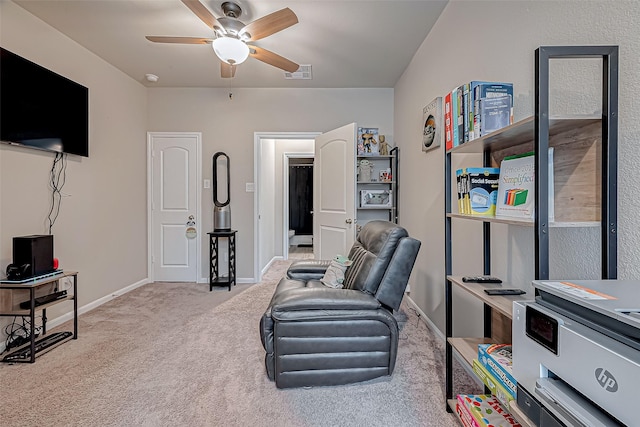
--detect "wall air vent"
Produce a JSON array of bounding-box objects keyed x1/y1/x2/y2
[{"x1": 284, "y1": 65, "x2": 312, "y2": 80}]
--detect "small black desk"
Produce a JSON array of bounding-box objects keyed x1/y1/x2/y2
[
  {"x1": 207, "y1": 230, "x2": 237, "y2": 291},
  {"x1": 0, "y1": 271, "x2": 78, "y2": 363}
]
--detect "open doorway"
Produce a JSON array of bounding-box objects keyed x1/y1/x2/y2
[
  {"x1": 286, "y1": 156, "x2": 314, "y2": 260},
  {"x1": 254, "y1": 133, "x2": 319, "y2": 281}
]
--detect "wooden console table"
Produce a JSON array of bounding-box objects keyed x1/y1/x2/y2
[{"x1": 207, "y1": 231, "x2": 237, "y2": 291}]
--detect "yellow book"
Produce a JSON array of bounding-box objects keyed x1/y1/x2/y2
[{"x1": 472, "y1": 358, "x2": 515, "y2": 408}]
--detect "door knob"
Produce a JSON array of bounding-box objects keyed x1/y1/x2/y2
[{"x1": 345, "y1": 218, "x2": 353, "y2": 224}]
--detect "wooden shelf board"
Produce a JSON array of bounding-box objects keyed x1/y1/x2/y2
[
  {"x1": 448, "y1": 337, "x2": 494, "y2": 366},
  {"x1": 357, "y1": 181, "x2": 395, "y2": 184},
  {"x1": 446, "y1": 116, "x2": 600, "y2": 155},
  {"x1": 447, "y1": 213, "x2": 599, "y2": 228},
  {"x1": 448, "y1": 276, "x2": 533, "y2": 319},
  {"x1": 357, "y1": 155, "x2": 395, "y2": 159}
]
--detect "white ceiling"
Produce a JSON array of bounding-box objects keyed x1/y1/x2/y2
[{"x1": 12, "y1": 0, "x2": 447, "y2": 88}]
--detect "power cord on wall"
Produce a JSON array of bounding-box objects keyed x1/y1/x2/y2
[{"x1": 47, "y1": 152, "x2": 68, "y2": 234}]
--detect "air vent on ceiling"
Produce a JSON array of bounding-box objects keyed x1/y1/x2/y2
[{"x1": 285, "y1": 65, "x2": 312, "y2": 80}]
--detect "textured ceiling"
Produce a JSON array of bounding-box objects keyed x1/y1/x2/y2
[{"x1": 12, "y1": 0, "x2": 447, "y2": 88}]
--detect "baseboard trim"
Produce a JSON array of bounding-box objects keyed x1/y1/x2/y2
[
  {"x1": 47, "y1": 277, "x2": 151, "y2": 330},
  {"x1": 403, "y1": 295, "x2": 445, "y2": 341},
  {"x1": 403, "y1": 295, "x2": 482, "y2": 388},
  {"x1": 261, "y1": 256, "x2": 283, "y2": 278},
  {"x1": 0, "y1": 277, "x2": 150, "y2": 354}
]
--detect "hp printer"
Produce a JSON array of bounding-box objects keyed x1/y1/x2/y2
[{"x1": 513, "y1": 280, "x2": 640, "y2": 427}]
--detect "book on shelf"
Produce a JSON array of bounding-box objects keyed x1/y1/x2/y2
[
  {"x1": 444, "y1": 92, "x2": 454, "y2": 150},
  {"x1": 476, "y1": 95, "x2": 512, "y2": 138},
  {"x1": 478, "y1": 344, "x2": 517, "y2": 398},
  {"x1": 472, "y1": 359, "x2": 516, "y2": 407},
  {"x1": 456, "y1": 397, "x2": 480, "y2": 427},
  {"x1": 464, "y1": 80, "x2": 513, "y2": 141},
  {"x1": 456, "y1": 168, "x2": 466, "y2": 214},
  {"x1": 471, "y1": 82, "x2": 514, "y2": 141},
  {"x1": 456, "y1": 167, "x2": 500, "y2": 216},
  {"x1": 452, "y1": 85, "x2": 464, "y2": 147},
  {"x1": 463, "y1": 83, "x2": 471, "y2": 143},
  {"x1": 495, "y1": 149, "x2": 555, "y2": 220},
  {"x1": 458, "y1": 394, "x2": 521, "y2": 427}
]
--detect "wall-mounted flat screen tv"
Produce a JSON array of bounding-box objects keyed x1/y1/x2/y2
[{"x1": 1, "y1": 47, "x2": 89, "y2": 157}]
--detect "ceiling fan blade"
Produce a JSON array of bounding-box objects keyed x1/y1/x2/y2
[
  {"x1": 240, "y1": 8, "x2": 298, "y2": 41},
  {"x1": 221, "y1": 62, "x2": 236, "y2": 78},
  {"x1": 146, "y1": 36, "x2": 212, "y2": 44},
  {"x1": 181, "y1": 0, "x2": 221, "y2": 31},
  {"x1": 249, "y1": 45, "x2": 299, "y2": 73}
]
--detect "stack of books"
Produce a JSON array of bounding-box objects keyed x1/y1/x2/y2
[
  {"x1": 454, "y1": 344, "x2": 520, "y2": 427},
  {"x1": 445, "y1": 81, "x2": 514, "y2": 150},
  {"x1": 456, "y1": 394, "x2": 521, "y2": 427}
]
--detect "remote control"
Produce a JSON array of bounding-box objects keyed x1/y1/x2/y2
[
  {"x1": 462, "y1": 276, "x2": 502, "y2": 284},
  {"x1": 484, "y1": 288, "x2": 526, "y2": 296}
]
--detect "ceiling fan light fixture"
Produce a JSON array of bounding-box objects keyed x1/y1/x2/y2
[{"x1": 212, "y1": 37, "x2": 250, "y2": 65}]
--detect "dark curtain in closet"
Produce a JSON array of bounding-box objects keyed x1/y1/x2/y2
[{"x1": 289, "y1": 165, "x2": 313, "y2": 235}]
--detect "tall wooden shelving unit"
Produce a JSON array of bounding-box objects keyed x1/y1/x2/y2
[{"x1": 443, "y1": 46, "x2": 618, "y2": 421}]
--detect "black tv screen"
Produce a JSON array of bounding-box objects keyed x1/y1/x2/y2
[{"x1": 0, "y1": 47, "x2": 89, "y2": 157}]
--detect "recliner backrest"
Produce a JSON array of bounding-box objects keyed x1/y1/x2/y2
[{"x1": 342, "y1": 221, "x2": 421, "y2": 311}]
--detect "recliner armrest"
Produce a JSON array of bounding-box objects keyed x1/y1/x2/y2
[
  {"x1": 286, "y1": 260, "x2": 331, "y2": 280},
  {"x1": 271, "y1": 287, "x2": 380, "y2": 313}
]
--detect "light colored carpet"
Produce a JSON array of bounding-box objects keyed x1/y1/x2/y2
[{"x1": 1, "y1": 260, "x2": 478, "y2": 426}]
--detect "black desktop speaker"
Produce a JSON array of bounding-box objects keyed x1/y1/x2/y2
[{"x1": 13, "y1": 235, "x2": 54, "y2": 279}]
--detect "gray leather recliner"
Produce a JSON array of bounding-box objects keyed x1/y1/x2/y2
[{"x1": 259, "y1": 220, "x2": 421, "y2": 388}]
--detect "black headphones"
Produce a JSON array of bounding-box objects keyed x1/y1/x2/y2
[{"x1": 6, "y1": 263, "x2": 30, "y2": 280}]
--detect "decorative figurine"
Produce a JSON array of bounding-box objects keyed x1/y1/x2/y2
[
  {"x1": 358, "y1": 159, "x2": 372, "y2": 182},
  {"x1": 379, "y1": 135, "x2": 390, "y2": 155}
]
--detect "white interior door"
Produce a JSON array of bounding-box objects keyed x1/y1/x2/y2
[
  {"x1": 313, "y1": 123, "x2": 357, "y2": 259},
  {"x1": 149, "y1": 132, "x2": 201, "y2": 282}
]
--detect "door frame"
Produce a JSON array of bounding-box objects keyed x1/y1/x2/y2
[
  {"x1": 253, "y1": 132, "x2": 320, "y2": 282},
  {"x1": 283, "y1": 153, "x2": 315, "y2": 260},
  {"x1": 147, "y1": 132, "x2": 203, "y2": 283}
]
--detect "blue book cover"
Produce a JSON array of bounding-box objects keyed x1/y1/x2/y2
[
  {"x1": 478, "y1": 344, "x2": 516, "y2": 396},
  {"x1": 473, "y1": 82, "x2": 514, "y2": 139},
  {"x1": 478, "y1": 95, "x2": 511, "y2": 137}
]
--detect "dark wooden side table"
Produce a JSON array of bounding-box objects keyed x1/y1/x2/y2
[{"x1": 207, "y1": 230, "x2": 237, "y2": 291}]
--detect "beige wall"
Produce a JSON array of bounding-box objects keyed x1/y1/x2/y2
[
  {"x1": 147, "y1": 88, "x2": 393, "y2": 280},
  {"x1": 394, "y1": 1, "x2": 640, "y2": 336},
  {"x1": 0, "y1": 2, "x2": 148, "y2": 326},
  {"x1": 5, "y1": 0, "x2": 638, "y2": 345}
]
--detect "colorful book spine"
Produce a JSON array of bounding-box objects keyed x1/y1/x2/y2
[
  {"x1": 456, "y1": 396, "x2": 481, "y2": 427},
  {"x1": 452, "y1": 85, "x2": 464, "y2": 147},
  {"x1": 472, "y1": 358, "x2": 516, "y2": 407},
  {"x1": 456, "y1": 168, "x2": 465, "y2": 214},
  {"x1": 473, "y1": 82, "x2": 514, "y2": 139},
  {"x1": 445, "y1": 92, "x2": 453, "y2": 150},
  {"x1": 463, "y1": 83, "x2": 471, "y2": 143},
  {"x1": 459, "y1": 394, "x2": 521, "y2": 427},
  {"x1": 478, "y1": 344, "x2": 517, "y2": 397}
]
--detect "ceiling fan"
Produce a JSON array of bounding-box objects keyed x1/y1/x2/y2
[{"x1": 146, "y1": 0, "x2": 299, "y2": 78}]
